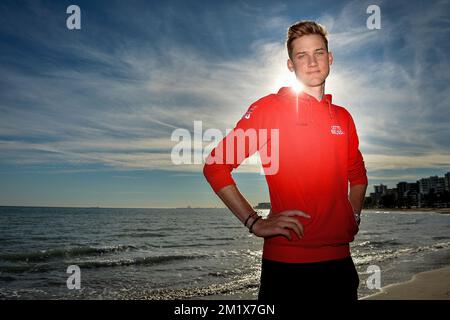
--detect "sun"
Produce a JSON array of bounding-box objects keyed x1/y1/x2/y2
[
  {"x1": 272, "y1": 69, "x2": 303, "y2": 94},
  {"x1": 291, "y1": 76, "x2": 303, "y2": 94}
]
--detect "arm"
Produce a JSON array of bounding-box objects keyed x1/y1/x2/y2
[
  {"x1": 203, "y1": 100, "x2": 307, "y2": 239},
  {"x1": 214, "y1": 184, "x2": 308, "y2": 239},
  {"x1": 349, "y1": 184, "x2": 367, "y2": 215},
  {"x1": 347, "y1": 112, "x2": 368, "y2": 219},
  {"x1": 203, "y1": 100, "x2": 266, "y2": 224},
  {"x1": 215, "y1": 184, "x2": 256, "y2": 226}
]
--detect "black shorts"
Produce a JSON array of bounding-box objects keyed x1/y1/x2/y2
[{"x1": 258, "y1": 255, "x2": 359, "y2": 302}]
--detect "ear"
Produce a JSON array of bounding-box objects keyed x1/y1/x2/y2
[
  {"x1": 287, "y1": 58, "x2": 295, "y2": 72},
  {"x1": 328, "y1": 51, "x2": 333, "y2": 66}
]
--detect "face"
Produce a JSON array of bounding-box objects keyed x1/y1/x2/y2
[{"x1": 287, "y1": 34, "x2": 333, "y2": 88}]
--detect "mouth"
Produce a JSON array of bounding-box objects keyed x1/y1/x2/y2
[{"x1": 307, "y1": 70, "x2": 321, "y2": 74}]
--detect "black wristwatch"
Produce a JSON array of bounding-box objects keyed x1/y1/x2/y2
[{"x1": 354, "y1": 212, "x2": 361, "y2": 226}]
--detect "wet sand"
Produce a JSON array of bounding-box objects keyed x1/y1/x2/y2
[{"x1": 362, "y1": 266, "x2": 450, "y2": 300}]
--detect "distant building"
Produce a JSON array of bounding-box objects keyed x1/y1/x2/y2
[
  {"x1": 374, "y1": 184, "x2": 387, "y2": 195},
  {"x1": 445, "y1": 172, "x2": 450, "y2": 192},
  {"x1": 397, "y1": 181, "x2": 419, "y2": 208},
  {"x1": 397, "y1": 182, "x2": 409, "y2": 197},
  {"x1": 419, "y1": 177, "x2": 432, "y2": 194},
  {"x1": 436, "y1": 177, "x2": 446, "y2": 194},
  {"x1": 368, "y1": 184, "x2": 388, "y2": 207},
  {"x1": 419, "y1": 175, "x2": 446, "y2": 194},
  {"x1": 406, "y1": 188, "x2": 419, "y2": 207},
  {"x1": 254, "y1": 202, "x2": 271, "y2": 209}
]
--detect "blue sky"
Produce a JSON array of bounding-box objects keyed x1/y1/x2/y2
[{"x1": 1, "y1": 0, "x2": 449, "y2": 208}]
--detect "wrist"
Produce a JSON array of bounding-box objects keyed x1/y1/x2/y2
[
  {"x1": 244, "y1": 210, "x2": 258, "y2": 227},
  {"x1": 354, "y1": 210, "x2": 361, "y2": 225},
  {"x1": 352, "y1": 206, "x2": 361, "y2": 215},
  {"x1": 249, "y1": 215, "x2": 262, "y2": 233}
]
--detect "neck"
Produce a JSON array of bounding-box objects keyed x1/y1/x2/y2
[{"x1": 302, "y1": 84, "x2": 325, "y2": 102}]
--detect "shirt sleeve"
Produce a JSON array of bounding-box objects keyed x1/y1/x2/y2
[
  {"x1": 203, "y1": 100, "x2": 267, "y2": 193},
  {"x1": 347, "y1": 113, "x2": 368, "y2": 187}
]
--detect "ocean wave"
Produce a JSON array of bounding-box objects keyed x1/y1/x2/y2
[
  {"x1": 353, "y1": 239, "x2": 403, "y2": 248},
  {"x1": 115, "y1": 232, "x2": 169, "y2": 238},
  {"x1": 76, "y1": 254, "x2": 207, "y2": 269},
  {"x1": 123, "y1": 227, "x2": 178, "y2": 232},
  {"x1": 398, "y1": 220, "x2": 420, "y2": 225},
  {"x1": 432, "y1": 236, "x2": 450, "y2": 241},
  {"x1": 201, "y1": 236, "x2": 236, "y2": 241},
  {"x1": 207, "y1": 269, "x2": 243, "y2": 277},
  {"x1": 119, "y1": 272, "x2": 260, "y2": 300},
  {"x1": 0, "y1": 245, "x2": 138, "y2": 263},
  {"x1": 0, "y1": 275, "x2": 17, "y2": 282},
  {"x1": 216, "y1": 226, "x2": 242, "y2": 229},
  {"x1": 0, "y1": 263, "x2": 51, "y2": 274},
  {"x1": 147, "y1": 242, "x2": 229, "y2": 248},
  {"x1": 353, "y1": 241, "x2": 450, "y2": 265}
]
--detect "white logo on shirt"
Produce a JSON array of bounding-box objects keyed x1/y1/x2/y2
[
  {"x1": 331, "y1": 125, "x2": 344, "y2": 135},
  {"x1": 243, "y1": 104, "x2": 258, "y2": 120}
]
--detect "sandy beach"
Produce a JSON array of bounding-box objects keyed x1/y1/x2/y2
[{"x1": 362, "y1": 266, "x2": 450, "y2": 300}]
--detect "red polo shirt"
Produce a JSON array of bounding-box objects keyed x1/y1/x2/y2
[{"x1": 203, "y1": 86, "x2": 368, "y2": 263}]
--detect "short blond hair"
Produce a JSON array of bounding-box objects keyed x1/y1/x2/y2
[{"x1": 286, "y1": 20, "x2": 329, "y2": 60}]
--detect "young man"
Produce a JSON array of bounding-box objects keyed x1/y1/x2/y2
[{"x1": 203, "y1": 21, "x2": 368, "y2": 301}]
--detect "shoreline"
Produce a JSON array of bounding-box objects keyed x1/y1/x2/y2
[
  {"x1": 362, "y1": 265, "x2": 450, "y2": 300},
  {"x1": 198, "y1": 266, "x2": 450, "y2": 300},
  {"x1": 364, "y1": 207, "x2": 450, "y2": 214}
]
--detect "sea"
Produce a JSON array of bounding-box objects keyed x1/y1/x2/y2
[{"x1": 0, "y1": 206, "x2": 449, "y2": 300}]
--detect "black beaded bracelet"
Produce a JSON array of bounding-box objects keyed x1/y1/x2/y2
[
  {"x1": 249, "y1": 215, "x2": 262, "y2": 233},
  {"x1": 244, "y1": 211, "x2": 258, "y2": 227}
]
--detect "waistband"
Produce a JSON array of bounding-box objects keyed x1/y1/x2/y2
[{"x1": 263, "y1": 241, "x2": 350, "y2": 263}]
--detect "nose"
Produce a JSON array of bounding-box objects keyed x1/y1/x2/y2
[{"x1": 308, "y1": 55, "x2": 318, "y2": 67}]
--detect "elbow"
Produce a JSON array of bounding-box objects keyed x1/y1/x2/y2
[
  {"x1": 203, "y1": 161, "x2": 216, "y2": 181},
  {"x1": 202, "y1": 162, "x2": 209, "y2": 178},
  {"x1": 348, "y1": 161, "x2": 368, "y2": 188},
  {"x1": 202, "y1": 163, "x2": 218, "y2": 193},
  {"x1": 349, "y1": 178, "x2": 368, "y2": 189},
  {"x1": 202, "y1": 162, "x2": 236, "y2": 194}
]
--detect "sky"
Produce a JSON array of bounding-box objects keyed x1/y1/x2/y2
[{"x1": 0, "y1": 0, "x2": 449, "y2": 208}]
